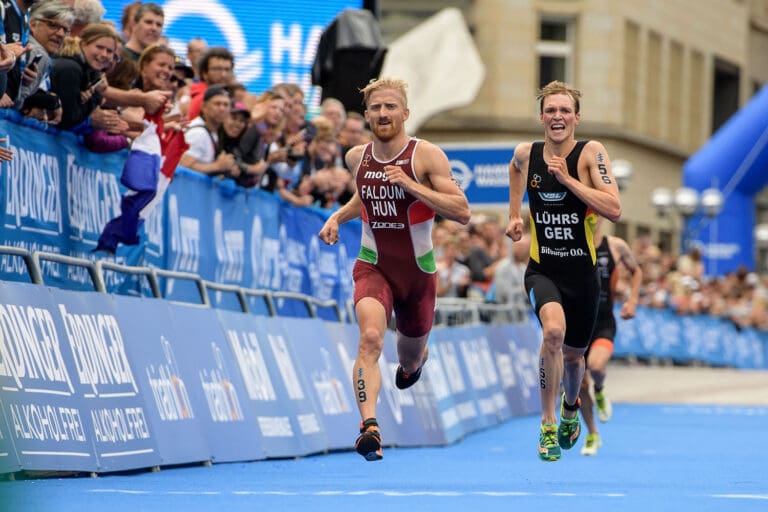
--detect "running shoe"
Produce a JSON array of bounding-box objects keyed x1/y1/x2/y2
[
  {"x1": 580, "y1": 432, "x2": 602, "y2": 456},
  {"x1": 538, "y1": 423, "x2": 561, "y2": 461},
  {"x1": 595, "y1": 390, "x2": 613, "y2": 422},
  {"x1": 558, "y1": 394, "x2": 581, "y2": 450},
  {"x1": 355, "y1": 418, "x2": 383, "y2": 461},
  {"x1": 395, "y1": 346, "x2": 429, "y2": 390},
  {"x1": 395, "y1": 365, "x2": 422, "y2": 389}
]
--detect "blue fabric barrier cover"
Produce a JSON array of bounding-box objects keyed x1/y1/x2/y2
[
  {"x1": 428, "y1": 327, "x2": 484, "y2": 435},
  {"x1": 112, "y1": 295, "x2": 213, "y2": 467},
  {"x1": 0, "y1": 282, "x2": 100, "y2": 473},
  {"x1": 614, "y1": 306, "x2": 768, "y2": 368},
  {"x1": 47, "y1": 288, "x2": 162, "y2": 473},
  {"x1": 275, "y1": 317, "x2": 354, "y2": 451},
  {"x1": 505, "y1": 323, "x2": 544, "y2": 415},
  {"x1": 486, "y1": 324, "x2": 533, "y2": 417},
  {"x1": 166, "y1": 304, "x2": 266, "y2": 463}
]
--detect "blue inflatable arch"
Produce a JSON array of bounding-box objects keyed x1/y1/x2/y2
[{"x1": 682, "y1": 84, "x2": 768, "y2": 275}]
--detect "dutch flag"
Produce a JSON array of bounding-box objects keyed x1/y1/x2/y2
[{"x1": 96, "y1": 112, "x2": 188, "y2": 254}]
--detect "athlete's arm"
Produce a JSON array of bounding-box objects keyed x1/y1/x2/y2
[
  {"x1": 611, "y1": 236, "x2": 643, "y2": 319},
  {"x1": 506, "y1": 143, "x2": 530, "y2": 241},
  {"x1": 318, "y1": 146, "x2": 364, "y2": 245},
  {"x1": 559, "y1": 140, "x2": 621, "y2": 222},
  {"x1": 387, "y1": 141, "x2": 471, "y2": 225}
]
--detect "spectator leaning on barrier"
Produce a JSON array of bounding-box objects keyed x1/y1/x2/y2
[
  {"x1": 299, "y1": 116, "x2": 352, "y2": 209},
  {"x1": 239, "y1": 88, "x2": 288, "y2": 191},
  {"x1": 281, "y1": 94, "x2": 308, "y2": 151},
  {"x1": 20, "y1": 87, "x2": 60, "y2": 123},
  {"x1": 167, "y1": 54, "x2": 192, "y2": 116},
  {"x1": 18, "y1": 1, "x2": 74, "y2": 115},
  {"x1": 53, "y1": 26, "x2": 172, "y2": 136},
  {"x1": 271, "y1": 84, "x2": 309, "y2": 166},
  {"x1": 220, "y1": 100, "x2": 268, "y2": 187},
  {"x1": 1, "y1": 0, "x2": 37, "y2": 109},
  {"x1": 107, "y1": 43, "x2": 179, "y2": 154},
  {"x1": 272, "y1": 81, "x2": 305, "y2": 124},
  {"x1": 185, "y1": 46, "x2": 233, "y2": 121},
  {"x1": 180, "y1": 84, "x2": 238, "y2": 176},
  {"x1": 49, "y1": 22, "x2": 120, "y2": 130}
]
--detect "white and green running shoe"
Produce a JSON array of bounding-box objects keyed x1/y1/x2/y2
[
  {"x1": 580, "y1": 432, "x2": 602, "y2": 456},
  {"x1": 595, "y1": 390, "x2": 613, "y2": 422}
]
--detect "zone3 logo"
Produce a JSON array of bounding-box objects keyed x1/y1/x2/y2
[{"x1": 371, "y1": 221, "x2": 405, "y2": 229}]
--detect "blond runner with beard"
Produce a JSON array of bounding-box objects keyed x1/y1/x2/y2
[{"x1": 318, "y1": 78, "x2": 470, "y2": 461}]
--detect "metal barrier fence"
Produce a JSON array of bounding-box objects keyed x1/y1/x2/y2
[
  {"x1": 1, "y1": 245, "x2": 527, "y2": 326},
  {"x1": 0, "y1": 246, "x2": 342, "y2": 322},
  {"x1": 434, "y1": 297, "x2": 530, "y2": 326}
]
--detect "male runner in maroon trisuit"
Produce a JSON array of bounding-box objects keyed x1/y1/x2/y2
[{"x1": 318, "y1": 78, "x2": 470, "y2": 461}]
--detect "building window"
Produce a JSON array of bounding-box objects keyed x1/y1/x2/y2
[
  {"x1": 712, "y1": 57, "x2": 740, "y2": 133},
  {"x1": 623, "y1": 20, "x2": 641, "y2": 130},
  {"x1": 668, "y1": 40, "x2": 684, "y2": 146},
  {"x1": 646, "y1": 31, "x2": 663, "y2": 139},
  {"x1": 688, "y1": 50, "x2": 705, "y2": 149},
  {"x1": 537, "y1": 17, "x2": 574, "y2": 88}
]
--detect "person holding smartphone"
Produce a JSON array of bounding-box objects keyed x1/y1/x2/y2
[
  {"x1": 50, "y1": 23, "x2": 121, "y2": 130},
  {"x1": 15, "y1": 2, "x2": 75, "y2": 117}
]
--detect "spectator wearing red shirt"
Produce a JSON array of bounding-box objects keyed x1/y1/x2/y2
[{"x1": 185, "y1": 47, "x2": 233, "y2": 121}]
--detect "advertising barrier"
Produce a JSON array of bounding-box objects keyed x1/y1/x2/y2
[
  {"x1": 112, "y1": 295, "x2": 213, "y2": 467},
  {"x1": 486, "y1": 323, "x2": 542, "y2": 417},
  {"x1": 167, "y1": 304, "x2": 267, "y2": 463},
  {"x1": 614, "y1": 306, "x2": 767, "y2": 368},
  {"x1": 47, "y1": 288, "x2": 161, "y2": 473},
  {"x1": 0, "y1": 282, "x2": 99, "y2": 473},
  {"x1": 378, "y1": 329, "x2": 437, "y2": 448},
  {"x1": 428, "y1": 327, "x2": 483, "y2": 435},
  {"x1": 287, "y1": 319, "x2": 356, "y2": 451},
  {"x1": 260, "y1": 315, "x2": 330, "y2": 456},
  {"x1": 1, "y1": 276, "x2": 767, "y2": 475}
]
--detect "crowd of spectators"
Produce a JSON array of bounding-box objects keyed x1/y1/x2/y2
[
  {"x1": 0, "y1": 0, "x2": 370, "y2": 209},
  {"x1": 631, "y1": 237, "x2": 768, "y2": 331},
  {"x1": 2, "y1": 1, "x2": 765, "y2": 330},
  {"x1": 431, "y1": 212, "x2": 768, "y2": 333}
]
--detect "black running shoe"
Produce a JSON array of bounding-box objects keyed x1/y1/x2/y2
[
  {"x1": 355, "y1": 418, "x2": 383, "y2": 461},
  {"x1": 395, "y1": 365, "x2": 422, "y2": 390}
]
